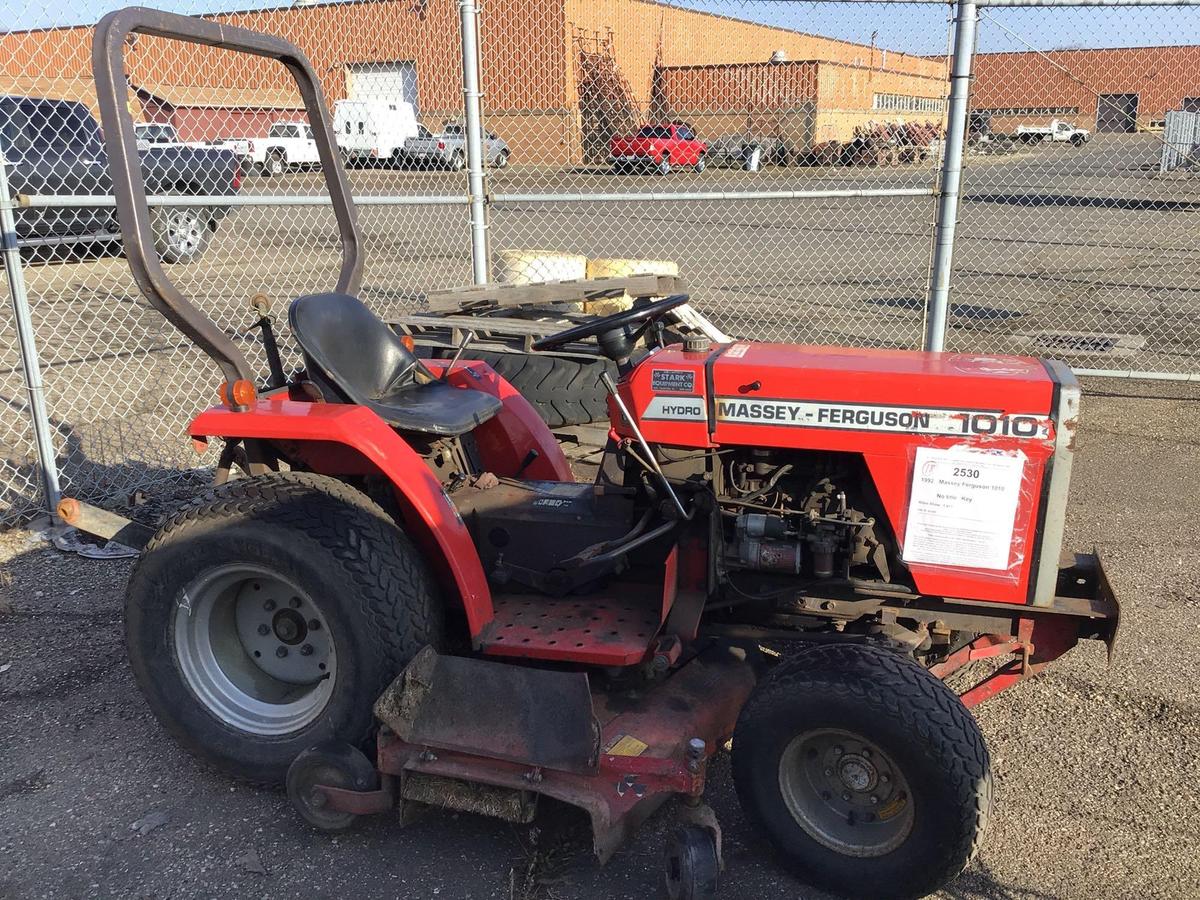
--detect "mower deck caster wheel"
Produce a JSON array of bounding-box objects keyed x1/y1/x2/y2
[
  {"x1": 663, "y1": 825, "x2": 718, "y2": 900},
  {"x1": 286, "y1": 741, "x2": 379, "y2": 832}
]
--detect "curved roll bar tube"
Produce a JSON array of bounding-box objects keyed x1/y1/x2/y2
[{"x1": 92, "y1": 6, "x2": 362, "y2": 384}]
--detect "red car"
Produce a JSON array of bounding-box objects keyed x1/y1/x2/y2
[{"x1": 609, "y1": 122, "x2": 707, "y2": 174}]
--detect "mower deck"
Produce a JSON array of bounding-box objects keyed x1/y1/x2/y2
[{"x1": 326, "y1": 643, "x2": 758, "y2": 864}]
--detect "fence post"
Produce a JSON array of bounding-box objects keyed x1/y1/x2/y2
[
  {"x1": 0, "y1": 158, "x2": 61, "y2": 514},
  {"x1": 925, "y1": 0, "x2": 979, "y2": 352},
  {"x1": 458, "y1": 0, "x2": 490, "y2": 285}
]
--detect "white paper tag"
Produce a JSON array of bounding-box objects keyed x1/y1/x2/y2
[{"x1": 902, "y1": 447, "x2": 1026, "y2": 571}]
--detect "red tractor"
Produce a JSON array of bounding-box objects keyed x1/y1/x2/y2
[{"x1": 78, "y1": 11, "x2": 1118, "y2": 900}]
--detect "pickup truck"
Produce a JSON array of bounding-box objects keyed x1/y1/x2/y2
[
  {"x1": 402, "y1": 122, "x2": 510, "y2": 170},
  {"x1": 2, "y1": 95, "x2": 241, "y2": 263},
  {"x1": 609, "y1": 122, "x2": 707, "y2": 175},
  {"x1": 247, "y1": 121, "x2": 320, "y2": 176},
  {"x1": 135, "y1": 123, "x2": 251, "y2": 166},
  {"x1": 1016, "y1": 119, "x2": 1091, "y2": 147}
]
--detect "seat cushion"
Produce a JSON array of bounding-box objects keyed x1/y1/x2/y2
[
  {"x1": 365, "y1": 379, "x2": 502, "y2": 437},
  {"x1": 289, "y1": 292, "x2": 502, "y2": 437}
]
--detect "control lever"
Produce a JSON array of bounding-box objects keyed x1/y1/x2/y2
[
  {"x1": 600, "y1": 373, "x2": 691, "y2": 521},
  {"x1": 249, "y1": 293, "x2": 286, "y2": 389},
  {"x1": 442, "y1": 330, "x2": 475, "y2": 381}
]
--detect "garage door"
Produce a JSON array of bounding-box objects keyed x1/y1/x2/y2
[
  {"x1": 345, "y1": 62, "x2": 419, "y2": 113},
  {"x1": 1096, "y1": 93, "x2": 1138, "y2": 133}
]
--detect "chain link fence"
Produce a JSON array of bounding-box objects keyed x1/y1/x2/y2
[{"x1": 0, "y1": 0, "x2": 1198, "y2": 525}]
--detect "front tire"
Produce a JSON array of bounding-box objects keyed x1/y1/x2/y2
[
  {"x1": 449, "y1": 150, "x2": 465, "y2": 171},
  {"x1": 693, "y1": 153, "x2": 706, "y2": 173},
  {"x1": 732, "y1": 643, "x2": 991, "y2": 900},
  {"x1": 126, "y1": 472, "x2": 440, "y2": 784},
  {"x1": 657, "y1": 154, "x2": 672, "y2": 176}
]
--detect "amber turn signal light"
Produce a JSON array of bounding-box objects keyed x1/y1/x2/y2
[
  {"x1": 399, "y1": 334, "x2": 416, "y2": 353},
  {"x1": 219, "y1": 379, "x2": 257, "y2": 410}
]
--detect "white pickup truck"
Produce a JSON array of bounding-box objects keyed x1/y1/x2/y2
[
  {"x1": 247, "y1": 122, "x2": 321, "y2": 176},
  {"x1": 1016, "y1": 119, "x2": 1091, "y2": 146}
]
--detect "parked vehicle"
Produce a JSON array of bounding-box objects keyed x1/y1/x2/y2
[
  {"x1": 706, "y1": 133, "x2": 786, "y2": 170},
  {"x1": 134, "y1": 121, "x2": 183, "y2": 149},
  {"x1": 402, "y1": 121, "x2": 509, "y2": 170},
  {"x1": 1016, "y1": 119, "x2": 1091, "y2": 146},
  {"x1": 333, "y1": 99, "x2": 419, "y2": 166},
  {"x1": 135, "y1": 124, "x2": 252, "y2": 169},
  {"x1": 2, "y1": 95, "x2": 240, "y2": 263},
  {"x1": 248, "y1": 121, "x2": 320, "y2": 176},
  {"x1": 609, "y1": 122, "x2": 707, "y2": 174},
  {"x1": 210, "y1": 135, "x2": 252, "y2": 162}
]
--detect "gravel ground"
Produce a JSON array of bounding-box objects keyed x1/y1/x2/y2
[{"x1": 0, "y1": 384, "x2": 1197, "y2": 899}]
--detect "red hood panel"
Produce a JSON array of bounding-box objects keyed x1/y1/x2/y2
[{"x1": 708, "y1": 343, "x2": 1054, "y2": 414}]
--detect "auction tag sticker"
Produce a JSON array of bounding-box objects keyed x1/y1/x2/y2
[{"x1": 902, "y1": 447, "x2": 1025, "y2": 570}]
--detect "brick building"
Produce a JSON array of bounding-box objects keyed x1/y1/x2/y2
[
  {"x1": 971, "y1": 45, "x2": 1200, "y2": 133},
  {"x1": 0, "y1": 0, "x2": 946, "y2": 163}
]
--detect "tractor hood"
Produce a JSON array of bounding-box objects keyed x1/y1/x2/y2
[{"x1": 619, "y1": 342, "x2": 1066, "y2": 451}]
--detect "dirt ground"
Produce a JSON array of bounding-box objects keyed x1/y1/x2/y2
[{"x1": 0, "y1": 381, "x2": 1197, "y2": 900}]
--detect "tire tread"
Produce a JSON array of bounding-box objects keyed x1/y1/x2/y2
[{"x1": 732, "y1": 643, "x2": 990, "y2": 899}]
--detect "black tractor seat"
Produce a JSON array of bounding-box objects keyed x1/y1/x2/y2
[{"x1": 288, "y1": 292, "x2": 502, "y2": 437}]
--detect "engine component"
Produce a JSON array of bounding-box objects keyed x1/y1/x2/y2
[
  {"x1": 452, "y1": 478, "x2": 634, "y2": 579},
  {"x1": 734, "y1": 513, "x2": 803, "y2": 574}
]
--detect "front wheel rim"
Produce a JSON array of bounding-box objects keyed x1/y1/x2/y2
[
  {"x1": 173, "y1": 564, "x2": 336, "y2": 735},
  {"x1": 778, "y1": 727, "x2": 914, "y2": 857}
]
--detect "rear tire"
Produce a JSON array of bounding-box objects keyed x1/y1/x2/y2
[
  {"x1": 264, "y1": 150, "x2": 286, "y2": 177},
  {"x1": 151, "y1": 205, "x2": 211, "y2": 264},
  {"x1": 126, "y1": 472, "x2": 440, "y2": 784},
  {"x1": 657, "y1": 154, "x2": 672, "y2": 176},
  {"x1": 442, "y1": 348, "x2": 616, "y2": 427},
  {"x1": 449, "y1": 150, "x2": 466, "y2": 171},
  {"x1": 732, "y1": 643, "x2": 991, "y2": 900},
  {"x1": 693, "y1": 153, "x2": 706, "y2": 173}
]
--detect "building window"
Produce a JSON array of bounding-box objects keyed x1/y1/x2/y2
[
  {"x1": 872, "y1": 93, "x2": 946, "y2": 114},
  {"x1": 973, "y1": 106, "x2": 1080, "y2": 117}
]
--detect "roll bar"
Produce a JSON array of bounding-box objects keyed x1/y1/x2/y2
[{"x1": 92, "y1": 7, "x2": 362, "y2": 384}]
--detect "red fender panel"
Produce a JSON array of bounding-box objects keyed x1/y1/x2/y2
[
  {"x1": 426, "y1": 359, "x2": 574, "y2": 482},
  {"x1": 190, "y1": 396, "x2": 496, "y2": 635}
]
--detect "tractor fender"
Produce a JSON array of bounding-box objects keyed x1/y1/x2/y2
[
  {"x1": 426, "y1": 359, "x2": 574, "y2": 482},
  {"x1": 189, "y1": 398, "x2": 496, "y2": 635}
]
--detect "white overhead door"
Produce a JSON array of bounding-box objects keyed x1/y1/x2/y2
[{"x1": 345, "y1": 62, "x2": 419, "y2": 114}]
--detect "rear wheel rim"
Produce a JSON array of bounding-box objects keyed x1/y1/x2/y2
[
  {"x1": 778, "y1": 727, "x2": 914, "y2": 857},
  {"x1": 173, "y1": 564, "x2": 336, "y2": 735},
  {"x1": 165, "y1": 209, "x2": 204, "y2": 257}
]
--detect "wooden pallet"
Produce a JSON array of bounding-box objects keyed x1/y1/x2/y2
[{"x1": 417, "y1": 273, "x2": 686, "y2": 312}]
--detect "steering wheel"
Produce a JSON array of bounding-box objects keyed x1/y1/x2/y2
[{"x1": 531, "y1": 293, "x2": 690, "y2": 359}]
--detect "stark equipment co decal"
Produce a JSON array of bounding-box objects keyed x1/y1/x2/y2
[
  {"x1": 713, "y1": 398, "x2": 1052, "y2": 438},
  {"x1": 650, "y1": 368, "x2": 695, "y2": 393}
]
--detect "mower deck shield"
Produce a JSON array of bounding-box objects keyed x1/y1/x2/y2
[{"x1": 375, "y1": 647, "x2": 600, "y2": 774}]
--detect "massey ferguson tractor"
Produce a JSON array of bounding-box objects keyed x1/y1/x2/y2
[{"x1": 69, "y1": 10, "x2": 1118, "y2": 900}]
